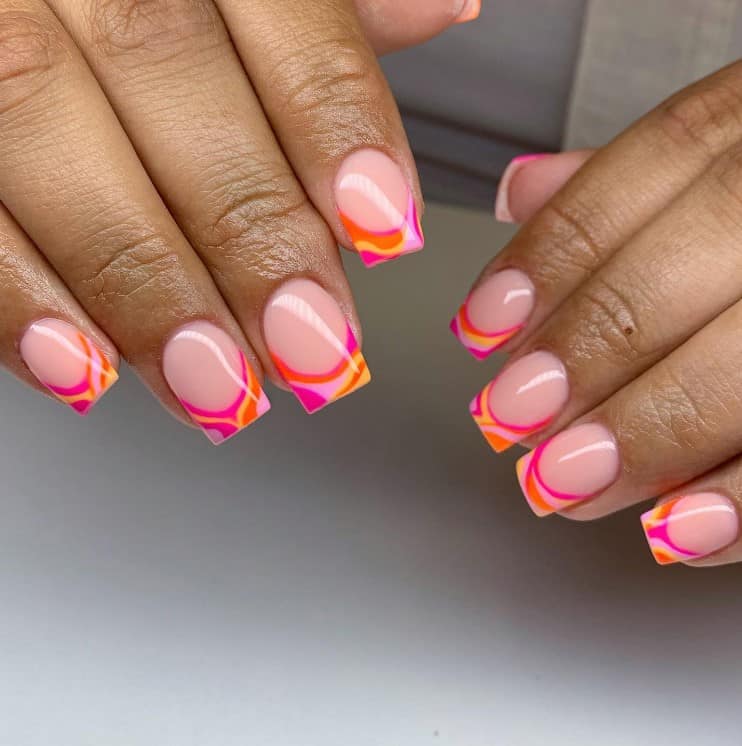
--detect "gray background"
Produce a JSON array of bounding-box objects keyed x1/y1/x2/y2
[{"x1": 1, "y1": 206, "x2": 740, "y2": 745}]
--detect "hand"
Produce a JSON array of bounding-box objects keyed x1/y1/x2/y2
[
  {"x1": 451, "y1": 61, "x2": 742, "y2": 568},
  {"x1": 0, "y1": 0, "x2": 479, "y2": 442}
]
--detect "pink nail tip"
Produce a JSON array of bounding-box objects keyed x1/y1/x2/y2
[
  {"x1": 641, "y1": 493, "x2": 739, "y2": 565},
  {"x1": 162, "y1": 321, "x2": 270, "y2": 445},
  {"x1": 335, "y1": 149, "x2": 424, "y2": 268},
  {"x1": 264, "y1": 279, "x2": 370, "y2": 414},
  {"x1": 495, "y1": 153, "x2": 551, "y2": 223},
  {"x1": 450, "y1": 269, "x2": 535, "y2": 359},
  {"x1": 470, "y1": 351, "x2": 568, "y2": 453},
  {"x1": 515, "y1": 423, "x2": 620, "y2": 517},
  {"x1": 19, "y1": 318, "x2": 118, "y2": 415}
]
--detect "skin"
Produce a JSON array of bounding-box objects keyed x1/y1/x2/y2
[
  {"x1": 0, "y1": 0, "x2": 469, "y2": 423},
  {"x1": 465, "y1": 60, "x2": 742, "y2": 568}
]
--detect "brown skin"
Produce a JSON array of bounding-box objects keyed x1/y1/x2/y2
[
  {"x1": 464, "y1": 60, "x2": 742, "y2": 566},
  {"x1": 0, "y1": 0, "x2": 459, "y2": 424}
]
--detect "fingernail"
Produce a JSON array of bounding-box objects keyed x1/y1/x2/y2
[
  {"x1": 450, "y1": 268, "x2": 535, "y2": 359},
  {"x1": 471, "y1": 351, "x2": 568, "y2": 453},
  {"x1": 516, "y1": 422, "x2": 619, "y2": 517},
  {"x1": 20, "y1": 318, "x2": 118, "y2": 416},
  {"x1": 495, "y1": 154, "x2": 549, "y2": 223},
  {"x1": 641, "y1": 493, "x2": 739, "y2": 565},
  {"x1": 455, "y1": 0, "x2": 481, "y2": 23},
  {"x1": 162, "y1": 321, "x2": 270, "y2": 445},
  {"x1": 264, "y1": 278, "x2": 371, "y2": 413},
  {"x1": 335, "y1": 148, "x2": 423, "y2": 268}
]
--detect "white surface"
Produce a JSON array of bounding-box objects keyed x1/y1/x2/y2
[{"x1": 0, "y1": 205, "x2": 737, "y2": 745}]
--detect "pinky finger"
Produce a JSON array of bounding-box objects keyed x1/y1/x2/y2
[
  {"x1": 495, "y1": 149, "x2": 595, "y2": 224},
  {"x1": 0, "y1": 204, "x2": 119, "y2": 415},
  {"x1": 640, "y1": 462, "x2": 742, "y2": 567}
]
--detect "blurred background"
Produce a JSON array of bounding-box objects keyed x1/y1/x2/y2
[{"x1": 3, "y1": 2, "x2": 742, "y2": 745}]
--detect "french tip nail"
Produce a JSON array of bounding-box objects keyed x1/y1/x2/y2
[{"x1": 455, "y1": 0, "x2": 481, "y2": 23}]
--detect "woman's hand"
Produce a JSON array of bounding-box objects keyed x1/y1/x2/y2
[
  {"x1": 451, "y1": 61, "x2": 742, "y2": 568},
  {"x1": 0, "y1": 0, "x2": 478, "y2": 442}
]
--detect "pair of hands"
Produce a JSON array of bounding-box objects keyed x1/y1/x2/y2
[{"x1": 2, "y1": 1, "x2": 741, "y2": 568}]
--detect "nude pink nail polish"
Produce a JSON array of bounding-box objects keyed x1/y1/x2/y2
[
  {"x1": 263, "y1": 279, "x2": 370, "y2": 413},
  {"x1": 641, "y1": 493, "x2": 739, "y2": 565},
  {"x1": 335, "y1": 149, "x2": 423, "y2": 268},
  {"x1": 455, "y1": 0, "x2": 481, "y2": 23},
  {"x1": 162, "y1": 321, "x2": 270, "y2": 445},
  {"x1": 471, "y1": 351, "x2": 568, "y2": 453},
  {"x1": 450, "y1": 268, "x2": 535, "y2": 359},
  {"x1": 516, "y1": 422, "x2": 620, "y2": 517},
  {"x1": 495, "y1": 154, "x2": 550, "y2": 223},
  {"x1": 19, "y1": 318, "x2": 118, "y2": 415}
]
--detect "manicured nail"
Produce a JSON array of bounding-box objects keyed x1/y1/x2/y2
[
  {"x1": 641, "y1": 493, "x2": 739, "y2": 565},
  {"x1": 450, "y1": 268, "x2": 535, "y2": 359},
  {"x1": 455, "y1": 0, "x2": 481, "y2": 23},
  {"x1": 264, "y1": 279, "x2": 370, "y2": 413},
  {"x1": 495, "y1": 154, "x2": 549, "y2": 223},
  {"x1": 516, "y1": 422, "x2": 619, "y2": 517},
  {"x1": 20, "y1": 318, "x2": 118, "y2": 415},
  {"x1": 471, "y1": 351, "x2": 568, "y2": 453},
  {"x1": 335, "y1": 148, "x2": 423, "y2": 268},
  {"x1": 162, "y1": 321, "x2": 270, "y2": 445}
]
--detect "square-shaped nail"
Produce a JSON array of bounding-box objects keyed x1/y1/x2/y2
[
  {"x1": 641, "y1": 493, "x2": 739, "y2": 565},
  {"x1": 516, "y1": 423, "x2": 620, "y2": 516},
  {"x1": 162, "y1": 321, "x2": 270, "y2": 444},
  {"x1": 335, "y1": 149, "x2": 423, "y2": 267},
  {"x1": 20, "y1": 319, "x2": 118, "y2": 415},
  {"x1": 264, "y1": 279, "x2": 370, "y2": 413},
  {"x1": 450, "y1": 269, "x2": 535, "y2": 359},
  {"x1": 471, "y1": 351, "x2": 568, "y2": 453}
]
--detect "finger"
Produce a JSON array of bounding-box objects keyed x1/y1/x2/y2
[
  {"x1": 513, "y1": 299, "x2": 742, "y2": 521},
  {"x1": 494, "y1": 150, "x2": 594, "y2": 224},
  {"x1": 215, "y1": 0, "x2": 424, "y2": 267},
  {"x1": 451, "y1": 61, "x2": 742, "y2": 359},
  {"x1": 56, "y1": 0, "x2": 372, "y2": 412},
  {"x1": 0, "y1": 2, "x2": 269, "y2": 442},
  {"x1": 0, "y1": 203, "x2": 119, "y2": 414},
  {"x1": 355, "y1": 0, "x2": 481, "y2": 55},
  {"x1": 471, "y1": 139, "x2": 742, "y2": 452}
]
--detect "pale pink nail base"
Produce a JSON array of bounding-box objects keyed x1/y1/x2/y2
[
  {"x1": 455, "y1": 0, "x2": 481, "y2": 22},
  {"x1": 162, "y1": 322, "x2": 270, "y2": 444},
  {"x1": 263, "y1": 279, "x2": 371, "y2": 413},
  {"x1": 495, "y1": 154, "x2": 550, "y2": 223},
  {"x1": 335, "y1": 149, "x2": 423, "y2": 267},
  {"x1": 19, "y1": 319, "x2": 118, "y2": 415},
  {"x1": 471, "y1": 351, "x2": 568, "y2": 453},
  {"x1": 641, "y1": 493, "x2": 739, "y2": 565},
  {"x1": 516, "y1": 423, "x2": 620, "y2": 516},
  {"x1": 451, "y1": 269, "x2": 535, "y2": 359}
]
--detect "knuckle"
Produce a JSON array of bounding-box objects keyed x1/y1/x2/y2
[
  {"x1": 265, "y1": 34, "x2": 386, "y2": 147},
  {"x1": 529, "y1": 201, "x2": 610, "y2": 286},
  {"x1": 78, "y1": 225, "x2": 181, "y2": 307},
  {"x1": 657, "y1": 76, "x2": 742, "y2": 156},
  {"x1": 0, "y1": 9, "x2": 66, "y2": 115},
  {"x1": 199, "y1": 160, "x2": 310, "y2": 279},
  {"x1": 569, "y1": 275, "x2": 650, "y2": 365},
  {"x1": 85, "y1": 0, "x2": 220, "y2": 59}
]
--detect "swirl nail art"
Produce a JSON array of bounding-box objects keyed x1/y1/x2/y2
[
  {"x1": 265, "y1": 280, "x2": 370, "y2": 413},
  {"x1": 20, "y1": 319, "x2": 118, "y2": 415},
  {"x1": 271, "y1": 324, "x2": 369, "y2": 413},
  {"x1": 163, "y1": 322, "x2": 270, "y2": 445},
  {"x1": 450, "y1": 269, "x2": 535, "y2": 360},
  {"x1": 335, "y1": 149, "x2": 424, "y2": 268},
  {"x1": 470, "y1": 352, "x2": 569, "y2": 453},
  {"x1": 641, "y1": 494, "x2": 739, "y2": 565},
  {"x1": 515, "y1": 423, "x2": 620, "y2": 517}
]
